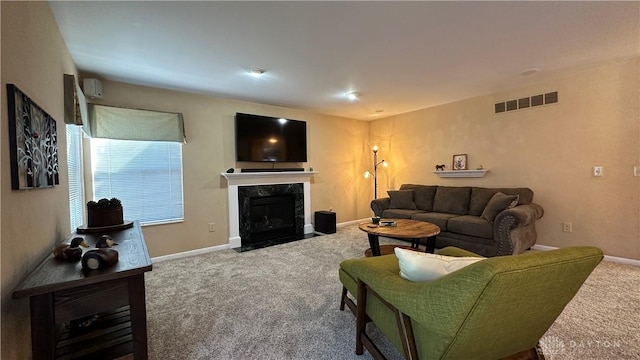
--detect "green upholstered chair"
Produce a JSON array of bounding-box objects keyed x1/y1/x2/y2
[{"x1": 339, "y1": 246, "x2": 603, "y2": 360}]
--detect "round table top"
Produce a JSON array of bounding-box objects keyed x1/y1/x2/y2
[
  {"x1": 358, "y1": 218, "x2": 441, "y2": 239},
  {"x1": 364, "y1": 244, "x2": 419, "y2": 257}
]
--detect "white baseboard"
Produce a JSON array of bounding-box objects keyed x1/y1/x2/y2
[
  {"x1": 532, "y1": 244, "x2": 640, "y2": 267},
  {"x1": 152, "y1": 243, "x2": 230, "y2": 263},
  {"x1": 338, "y1": 218, "x2": 372, "y2": 227},
  {"x1": 531, "y1": 245, "x2": 558, "y2": 252}
]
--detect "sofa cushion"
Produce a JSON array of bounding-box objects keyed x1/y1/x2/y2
[
  {"x1": 497, "y1": 188, "x2": 533, "y2": 205},
  {"x1": 382, "y1": 209, "x2": 425, "y2": 219},
  {"x1": 388, "y1": 190, "x2": 417, "y2": 210},
  {"x1": 447, "y1": 215, "x2": 494, "y2": 239},
  {"x1": 469, "y1": 188, "x2": 499, "y2": 216},
  {"x1": 394, "y1": 247, "x2": 483, "y2": 282},
  {"x1": 433, "y1": 186, "x2": 471, "y2": 215},
  {"x1": 400, "y1": 184, "x2": 438, "y2": 211},
  {"x1": 410, "y1": 212, "x2": 457, "y2": 232},
  {"x1": 481, "y1": 192, "x2": 519, "y2": 221}
]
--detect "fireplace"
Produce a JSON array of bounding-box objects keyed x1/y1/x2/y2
[
  {"x1": 221, "y1": 171, "x2": 316, "y2": 249},
  {"x1": 248, "y1": 195, "x2": 295, "y2": 242},
  {"x1": 238, "y1": 183, "x2": 304, "y2": 246}
]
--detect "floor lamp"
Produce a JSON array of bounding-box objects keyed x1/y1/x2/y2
[{"x1": 363, "y1": 145, "x2": 388, "y2": 199}]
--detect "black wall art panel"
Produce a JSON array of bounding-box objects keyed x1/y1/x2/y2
[{"x1": 7, "y1": 84, "x2": 59, "y2": 189}]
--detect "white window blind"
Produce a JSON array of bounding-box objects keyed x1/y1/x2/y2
[
  {"x1": 90, "y1": 138, "x2": 184, "y2": 225},
  {"x1": 66, "y1": 124, "x2": 85, "y2": 230}
]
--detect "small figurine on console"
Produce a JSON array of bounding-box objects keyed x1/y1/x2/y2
[
  {"x1": 81, "y1": 234, "x2": 119, "y2": 270},
  {"x1": 82, "y1": 248, "x2": 119, "y2": 270},
  {"x1": 96, "y1": 235, "x2": 118, "y2": 248},
  {"x1": 53, "y1": 237, "x2": 89, "y2": 261},
  {"x1": 435, "y1": 164, "x2": 446, "y2": 171}
]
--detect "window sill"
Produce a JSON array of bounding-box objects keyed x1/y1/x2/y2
[{"x1": 140, "y1": 219, "x2": 184, "y2": 227}]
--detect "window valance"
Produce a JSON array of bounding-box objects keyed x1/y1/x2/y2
[{"x1": 86, "y1": 104, "x2": 185, "y2": 143}]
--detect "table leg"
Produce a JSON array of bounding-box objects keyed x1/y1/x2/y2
[
  {"x1": 355, "y1": 280, "x2": 368, "y2": 355},
  {"x1": 30, "y1": 293, "x2": 56, "y2": 360},
  {"x1": 367, "y1": 233, "x2": 381, "y2": 256},
  {"x1": 128, "y1": 274, "x2": 148, "y2": 359},
  {"x1": 425, "y1": 236, "x2": 437, "y2": 254}
]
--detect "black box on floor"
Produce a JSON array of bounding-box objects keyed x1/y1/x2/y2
[{"x1": 314, "y1": 211, "x2": 336, "y2": 234}]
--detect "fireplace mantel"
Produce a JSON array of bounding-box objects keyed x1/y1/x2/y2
[
  {"x1": 221, "y1": 171, "x2": 317, "y2": 248},
  {"x1": 221, "y1": 171, "x2": 317, "y2": 186}
]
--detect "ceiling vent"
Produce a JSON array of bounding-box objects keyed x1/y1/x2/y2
[{"x1": 495, "y1": 91, "x2": 557, "y2": 113}]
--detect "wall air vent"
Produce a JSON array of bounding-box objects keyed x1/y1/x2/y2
[{"x1": 495, "y1": 91, "x2": 557, "y2": 113}]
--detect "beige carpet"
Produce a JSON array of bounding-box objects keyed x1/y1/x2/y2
[
  {"x1": 538, "y1": 257, "x2": 640, "y2": 359},
  {"x1": 145, "y1": 224, "x2": 640, "y2": 359}
]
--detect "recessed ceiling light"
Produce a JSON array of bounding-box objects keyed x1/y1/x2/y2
[
  {"x1": 346, "y1": 92, "x2": 359, "y2": 101},
  {"x1": 521, "y1": 68, "x2": 540, "y2": 76},
  {"x1": 248, "y1": 68, "x2": 265, "y2": 77}
]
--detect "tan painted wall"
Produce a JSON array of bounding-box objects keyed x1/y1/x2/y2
[
  {"x1": 370, "y1": 58, "x2": 640, "y2": 259},
  {"x1": 1, "y1": 2, "x2": 78, "y2": 358},
  {"x1": 85, "y1": 80, "x2": 372, "y2": 257}
]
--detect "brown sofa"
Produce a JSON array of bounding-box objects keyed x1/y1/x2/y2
[{"x1": 370, "y1": 184, "x2": 544, "y2": 257}]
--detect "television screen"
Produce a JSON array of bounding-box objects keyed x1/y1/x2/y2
[{"x1": 235, "y1": 113, "x2": 308, "y2": 162}]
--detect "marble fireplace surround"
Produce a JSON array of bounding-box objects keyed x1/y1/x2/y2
[{"x1": 221, "y1": 171, "x2": 316, "y2": 248}]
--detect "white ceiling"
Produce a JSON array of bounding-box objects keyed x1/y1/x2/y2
[{"x1": 48, "y1": 1, "x2": 639, "y2": 120}]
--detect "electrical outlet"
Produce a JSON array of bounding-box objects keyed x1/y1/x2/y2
[
  {"x1": 208, "y1": 222, "x2": 216, "y2": 232},
  {"x1": 593, "y1": 166, "x2": 603, "y2": 177},
  {"x1": 562, "y1": 222, "x2": 572, "y2": 233}
]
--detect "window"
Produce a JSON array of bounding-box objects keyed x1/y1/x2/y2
[
  {"x1": 66, "y1": 124, "x2": 85, "y2": 230},
  {"x1": 90, "y1": 138, "x2": 184, "y2": 225}
]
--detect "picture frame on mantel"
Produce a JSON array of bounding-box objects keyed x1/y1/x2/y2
[
  {"x1": 6, "y1": 84, "x2": 59, "y2": 190},
  {"x1": 452, "y1": 154, "x2": 468, "y2": 170}
]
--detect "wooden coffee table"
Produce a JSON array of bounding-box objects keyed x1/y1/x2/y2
[{"x1": 358, "y1": 219, "x2": 441, "y2": 256}]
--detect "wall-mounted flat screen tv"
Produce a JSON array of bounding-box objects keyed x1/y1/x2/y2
[{"x1": 235, "y1": 113, "x2": 308, "y2": 162}]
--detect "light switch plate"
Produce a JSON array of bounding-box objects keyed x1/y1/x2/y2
[{"x1": 634, "y1": 166, "x2": 640, "y2": 177}]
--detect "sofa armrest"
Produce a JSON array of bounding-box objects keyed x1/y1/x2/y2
[
  {"x1": 498, "y1": 203, "x2": 544, "y2": 227},
  {"x1": 436, "y1": 246, "x2": 484, "y2": 258},
  {"x1": 370, "y1": 197, "x2": 391, "y2": 217},
  {"x1": 493, "y1": 203, "x2": 544, "y2": 255}
]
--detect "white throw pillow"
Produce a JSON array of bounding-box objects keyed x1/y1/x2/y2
[{"x1": 394, "y1": 248, "x2": 484, "y2": 282}]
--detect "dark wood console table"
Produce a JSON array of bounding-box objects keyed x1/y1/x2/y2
[{"x1": 13, "y1": 221, "x2": 152, "y2": 359}]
